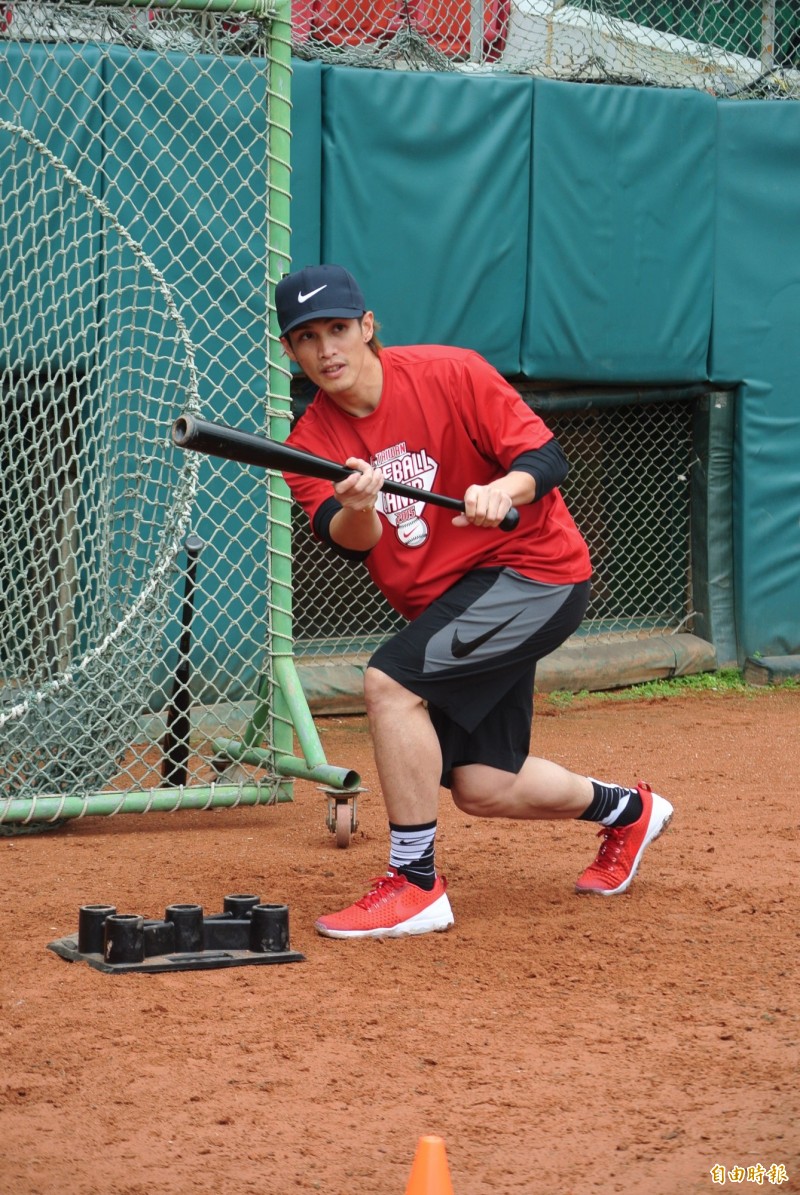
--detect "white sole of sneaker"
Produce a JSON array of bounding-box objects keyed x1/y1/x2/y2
[
  {"x1": 592, "y1": 793, "x2": 674, "y2": 896},
  {"x1": 315, "y1": 892, "x2": 455, "y2": 940}
]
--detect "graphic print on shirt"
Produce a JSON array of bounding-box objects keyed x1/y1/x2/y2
[{"x1": 371, "y1": 441, "x2": 439, "y2": 549}]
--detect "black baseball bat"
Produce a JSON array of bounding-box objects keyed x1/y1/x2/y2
[
  {"x1": 161, "y1": 533, "x2": 204, "y2": 788},
  {"x1": 171, "y1": 414, "x2": 520, "y2": 532}
]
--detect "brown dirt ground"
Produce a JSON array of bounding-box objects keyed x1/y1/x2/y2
[{"x1": 1, "y1": 688, "x2": 799, "y2": 1195}]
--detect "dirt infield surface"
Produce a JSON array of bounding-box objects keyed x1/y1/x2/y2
[{"x1": 2, "y1": 687, "x2": 798, "y2": 1195}]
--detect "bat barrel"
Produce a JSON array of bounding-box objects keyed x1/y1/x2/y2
[
  {"x1": 172, "y1": 413, "x2": 266, "y2": 468},
  {"x1": 171, "y1": 413, "x2": 194, "y2": 447},
  {"x1": 172, "y1": 413, "x2": 353, "y2": 482}
]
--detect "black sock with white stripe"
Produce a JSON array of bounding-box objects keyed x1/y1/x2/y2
[
  {"x1": 389, "y1": 820, "x2": 437, "y2": 891},
  {"x1": 579, "y1": 780, "x2": 643, "y2": 828}
]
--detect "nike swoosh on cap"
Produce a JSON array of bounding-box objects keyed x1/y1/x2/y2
[
  {"x1": 297, "y1": 285, "x2": 327, "y2": 303},
  {"x1": 450, "y1": 610, "x2": 521, "y2": 659}
]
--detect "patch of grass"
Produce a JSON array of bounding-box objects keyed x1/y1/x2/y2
[
  {"x1": 601, "y1": 668, "x2": 749, "y2": 701},
  {"x1": 542, "y1": 668, "x2": 798, "y2": 708}
]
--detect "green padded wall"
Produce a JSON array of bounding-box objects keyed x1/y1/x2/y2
[
  {"x1": 0, "y1": 45, "x2": 105, "y2": 370},
  {"x1": 292, "y1": 70, "x2": 721, "y2": 384},
  {"x1": 1, "y1": 46, "x2": 278, "y2": 699},
  {"x1": 522, "y1": 80, "x2": 716, "y2": 383},
  {"x1": 319, "y1": 65, "x2": 533, "y2": 375},
  {"x1": 101, "y1": 48, "x2": 273, "y2": 700},
  {"x1": 711, "y1": 101, "x2": 800, "y2": 660},
  {"x1": 103, "y1": 50, "x2": 269, "y2": 402},
  {"x1": 289, "y1": 58, "x2": 322, "y2": 270}
]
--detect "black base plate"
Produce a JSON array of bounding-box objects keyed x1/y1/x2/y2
[{"x1": 48, "y1": 935, "x2": 305, "y2": 974}]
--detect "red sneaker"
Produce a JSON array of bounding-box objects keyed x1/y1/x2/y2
[
  {"x1": 315, "y1": 870, "x2": 454, "y2": 939},
  {"x1": 575, "y1": 782, "x2": 673, "y2": 896}
]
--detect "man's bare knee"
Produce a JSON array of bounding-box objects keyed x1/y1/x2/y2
[
  {"x1": 450, "y1": 782, "x2": 484, "y2": 816},
  {"x1": 451, "y1": 765, "x2": 513, "y2": 817},
  {"x1": 363, "y1": 666, "x2": 422, "y2": 720}
]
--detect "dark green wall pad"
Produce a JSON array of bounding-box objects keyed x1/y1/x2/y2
[
  {"x1": 523, "y1": 80, "x2": 716, "y2": 383},
  {"x1": 319, "y1": 66, "x2": 533, "y2": 375},
  {"x1": 290, "y1": 58, "x2": 322, "y2": 269},
  {"x1": 1, "y1": 44, "x2": 275, "y2": 700},
  {"x1": 102, "y1": 47, "x2": 268, "y2": 408},
  {"x1": 711, "y1": 101, "x2": 800, "y2": 658},
  {"x1": 690, "y1": 392, "x2": 737, "y2": 666},
  {"x1": 101, "y1": 47, "x2": 272, "y2": 700},
  {"x1": 0, "y1": 45, "x2": 105, "y2": 369}
]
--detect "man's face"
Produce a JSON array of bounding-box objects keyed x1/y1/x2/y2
[{"x1": 281, "y1": 314, "x2": 375, "y2": 398}]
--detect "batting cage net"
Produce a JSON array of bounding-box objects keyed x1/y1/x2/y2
[
  {"x1": 0, "y1": 0, "x2": 362, "y2": 829},
  {"x1": 292, "y1": 0, "x2": 799, "y2": 98}
]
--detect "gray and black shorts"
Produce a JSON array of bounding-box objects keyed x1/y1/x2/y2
[{"x1": 369, "y1": 568, "x2": 590, "y2": 787}]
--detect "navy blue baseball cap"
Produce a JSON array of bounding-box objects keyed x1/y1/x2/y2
[{"x1": 276, "y1": 264, "x2": 366, "y2": 336}]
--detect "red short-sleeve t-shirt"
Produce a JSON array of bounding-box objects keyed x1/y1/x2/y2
[{"x1": 285, "y1": 345, "x2": 591, "y2": 620}]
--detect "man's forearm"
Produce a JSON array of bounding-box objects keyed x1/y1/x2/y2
[
  {"x1": 491, "y1": 469, "x2": 537, "y2": 506},
  {"x1": 330, "y1": 504, "x2": 383, "y2": 551}
]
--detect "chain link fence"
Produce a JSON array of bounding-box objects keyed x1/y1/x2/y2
[
  {"x1": 292, "y1": 0, "x2": 799, "y2": 98},
  {"x1": 0, "y1": 1, "x2": 365, "y2": 827},
  {"x1": 292, "y1": 392, "x2": 698, "y2": 661}
]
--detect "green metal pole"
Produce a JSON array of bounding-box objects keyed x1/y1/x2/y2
[
  {"x1": 273, "y1": 654, "x2": 329, "y2": 768},
  {"x1": 0, "y1": 784, "x2": 288, "y2": 826},
  {"x1": 212, "y1": 739, "x2": 360, "y2": 789},
  {"x1": 228, "y1": 4, "x2": 360, "y2": 795},
  {"x1": 218, "y1": 655, "x2": 362, "y2": 789},
  {"x1": 264, "y1": 0, "x2": 295, "y2": 778},
  {"x1": 98, "y1": 0, "x2": 277, "y2": 12}
]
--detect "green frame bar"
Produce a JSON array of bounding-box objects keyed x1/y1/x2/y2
[
  {"x1": 263, "y1": 0, "x2": 294, "y2": 766},
  {"x1": 0, "y1": 785, "x2": 287, "y2": 826},
  {"x1": 81, "y1": 0, "x2": 277, "y2": 14}
]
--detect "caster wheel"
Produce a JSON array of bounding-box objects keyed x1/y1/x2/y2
[
  {"x1": 321, "y1": 784, "x2": 363, "y2": 847},
  {"x1": 335, "y1": 801, "x2": 351, "y2": 849}
]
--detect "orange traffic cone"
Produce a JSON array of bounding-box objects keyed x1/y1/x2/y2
[{"x1": 404, "y1": 1135, "x2": 455, "y2": 1195}]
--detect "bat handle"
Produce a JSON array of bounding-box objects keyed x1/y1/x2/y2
[
  {"x1": 499, "y1": 508, "x2": 520, "y2": 532},
  {"x1": 448, "y1": 498, "x2": 519, "y2": 533}
]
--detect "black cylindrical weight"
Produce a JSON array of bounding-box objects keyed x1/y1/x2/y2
[
  {"x1": 165, "y1": 904, "x2": 204, "y2": 953},
  {"x1": 223, "y1": 894, "x2": 261, "y2": 918},
  {"x1": 104, "y1": 914, "x2": 145, "y2": 964},
  {"x1": 249, "y1": 904, "x2": 290, "y2": 954},
  {"x1": 78, "y1": 905, "x2": 117, "y2": 954}
]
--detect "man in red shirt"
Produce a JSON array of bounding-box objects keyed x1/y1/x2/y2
[{"x1": 278, "y1": 264, "x2": 673, "y2": 939}]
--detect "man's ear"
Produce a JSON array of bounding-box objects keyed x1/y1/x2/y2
[
  {"x1": 280, "y1": 334, "x2": 297, "y2": 362},
  {"x1": 361, "y1": 311, "x2": 375, "y2": 341}
]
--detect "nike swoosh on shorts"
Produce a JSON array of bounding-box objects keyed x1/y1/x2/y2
[{"x1": 450, "y1": 611, "x2": 521, "y2": 659}]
